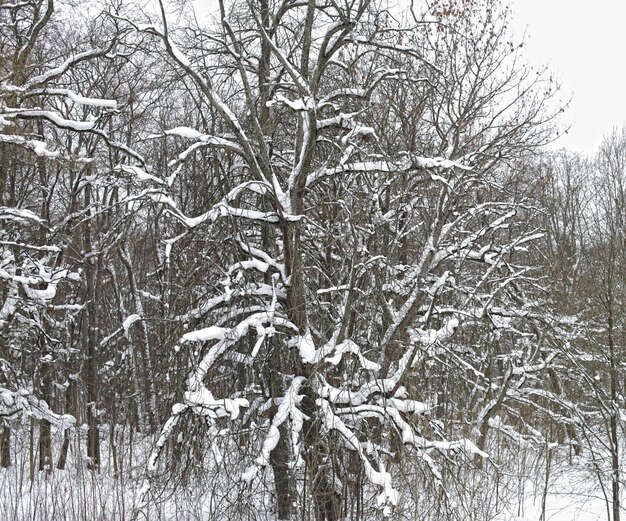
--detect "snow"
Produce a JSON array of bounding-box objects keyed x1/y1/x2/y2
[
  {"x1": 164, "y1": 126, "x2": 205, "y2": 139},
  {"x1": 492, "y1": 470, "x2": 609, "y2": 521},
  {"x1": 0, "y1": 240, "x2": 61, "y2": 253},
  {"x1": 115, "y1": 164, "x2": 166, "y2": 185},
  {"x1": 320, "y1": 88, "x2": 366, "y2": 104},
  {"x1": 341, "y1": 124, "x2": 376, "y2": 144},
  {"x1": 122, "y1": 314, "x2": 141, "y2": 337},
  {"x1": 22, "y1": 269, "x2": 68, "y2": 301},
  {"x1": 229, "y1": 258, "x2": 270, "y2": 275},
  {"x1": 0, "y1": 284, "x2": 17, "y2": 327},
  {"x1": 324, "y1": 339, "x2": 381, "y2": 371},
  {"x1": 319, "y1": 400, "x2": 400, "y2": 515},
  {"x1": 25, "y1": 48, "x2": 111, "y2": 87},
  {"x1": 0, "y1": 4, "x2": 612, "y2": 521},
  {"x1": 181, "y1": 325, "x2": 227, "y2": 343},
  {"x1": 295, "y1": 330, "x2": 316, "y2": 363},
  {"x1": 0, "y1": 134, "x2": 60, "y2": 157},
  {"x1": 168, "y1": 41, "x2": 191, "y2": 67},
  {"x1": 317, "y1": 112, "x2": 358, "y2": 131},
  {"x1": 307, "y1": 155, "x2": 472, "y2": 187},
  {"x1": 267, "y1": 94, "x2": 314, "y2": 111},
  {"x1": 177, "y1": 283, "x2": 282, "y2": 322},
  {"x1": 7, "y1": 109, "x2": 96, "y2": 131},
  {"x1": 0, "y1": 206, "x2": 44, "y2": 224},
  {"x1": 242, "y1": 377, "x2": 305, "y2": 482},
  {"x1": 184, "y1": 387, "x2": 248, "y2": 419},
  {"x1": 36, "y1": 88, "x2": 117, "y2": 108},
  {"x1": 147, "y1": 403, "x2": 188, "y2": 474},
  {"x1": 237, "y1": 240, "x2": 288, "y2": 282},
  {"x1": 0, "y1": 387, "x2": 75, "y2": 428}
]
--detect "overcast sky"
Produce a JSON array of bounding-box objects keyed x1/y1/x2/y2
[{"x1": 509, "y1": 0, "x2": 626, "y2": 155}]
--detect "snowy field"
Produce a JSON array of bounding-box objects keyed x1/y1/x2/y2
[{"x1": 0, "y1": 422, "x2": 618, "y2": 521}]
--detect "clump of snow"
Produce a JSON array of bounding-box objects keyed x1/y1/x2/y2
[
  {"x1": 122, "y1": 314, "x2": 141, "y2": 338},
  {"x1": 164, "y1": 126, "x2": 205, "y2": 139},
  {"x1": 0, "y1": 206, "x2": 44, "y2": 224},
  {"x1": 295, "y1": 330, "x2": 316, "y2": 363},
  {"x1": 181, "y1": 326, "x2": 227, "y2": 343}
]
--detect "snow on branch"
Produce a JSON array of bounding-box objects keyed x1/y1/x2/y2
[
  {"x1": 237, "y1": 240, "x2": 288, "y2": 282},
  {"x1": 324, "y1": 339, "x2": 381, "y2": 371},
  {"x1": 306, "y1": 155, "x2": 470, "y2": 188},
  {"x1": 146, "y1": 403, "x2": 188, "y2": 473},
  {"x1": 176, "y1": 282, "x2": 284, "y2": 322},
  {"x1": 317, "y1": 377, "x2": 487, "y2": 515},
  {"x1": 182, "y1": 312, "x2": 298, "y2": 393},
  {"x1": 2, "y1": 107, "x2": 143, "y2": 165},
  {"x1": 319, "y1": 88, "x2": 367, "y2": 105},
  {"x1": 158, "y1": 127, "x2": 245, "y2": 163},
  {"x1": 0, "y1": 206, "x2": 45, "y2": 224},
  {"x1": 25, "y1": 47, "x2": 119, "y2": 88},
  {"x1": 242, "y1": 376, "x2": 306, "y2": 483},
  {"x1": 266, "y1": 94, "x2": 315, "y2": 112},
  {"x1": 6, "y1": 109, "x2": 96, "y2": 131},
  {"x1": 0, "y1": 387, "x2": 75, "y2": 428},
  {"x1": 26, "y1": 88, "x2": 117, "y2": 108},
  {"x1": 0, "y1": 255, "x2": 79, "y2": 301},
  {"x1": 154, "y1": 179, "x2": 294, "y2": 230},
  {"x1": 319, "y1": 399, "x2": 399, "y2": 516},
  {"x1": 122, "y1": 314, "x2": 141, "y2": 338},
  {"x1": 114, "y1": 164, "x2": 166, "y2": 185},
  {"x1": 0, "y1": 134, "x2": 59, "y2": 158}
]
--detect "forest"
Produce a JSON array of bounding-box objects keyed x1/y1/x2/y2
[{"x1": 1, "y1": 0, "x2": 624, "y2": 520}]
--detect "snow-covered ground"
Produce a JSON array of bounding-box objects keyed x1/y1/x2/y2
[
  {"x1": 0, "y1": 423, "x2": 620, "y2": 520},
  {"x1": 495, "y1": 483, "x2": 607, "y2": 521}
]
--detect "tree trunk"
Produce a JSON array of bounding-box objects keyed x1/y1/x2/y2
[
  {"x1": 301, "y1": 389, "x2": 342, "y2": 521},
  {"x1": 57, "y1": 380, "x2": 73, "y2": 470},
  {"x1": 37, "y1": 334, "x2": 53, "y2": 472},
  {"x1": 0, "y1": 424, "x2": 10, "y2": 468},
  {"x1": 38, "y1": 420, "x2": 53, "y2": 472},
  {"x1": 271, "y1": 425, "x2": 295, "y2": 520},
  {"x1": 83, "y1": 184, "x2": 100, "y2": 470},
  {"x1": 607, "y1": 259, "x2": 620, "y2": 521}
]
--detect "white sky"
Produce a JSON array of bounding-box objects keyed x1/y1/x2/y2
[{"x1": 509, "y1": 0, "x2": 626, "y2": 155}]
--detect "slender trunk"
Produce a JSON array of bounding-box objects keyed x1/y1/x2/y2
[
  {"x1": 35, "y1": 123, "x2": 53, "y2": 473},
  {"x1": 110, "y1": 420, "x2": 118, "y2": 476},
  {"x1": 57, "y1": 431, "x2": 69, "y2": 470},
  {"x1": 285, "y1": 207, "x2": 342, "y2": 520},
  {"x1": 38, "y1": 334, "x2": 53, "y2": 472},
  {"x1": 119, "y1": 248, "x2": 157, "y2": 430},
  {"x1": 611, "y1": 417, "x2": 620, "y2": 521},
  {"x1": 57, "y1": 379, "x2": 73, "y2": 469},
  {"x1": 0, "y1": 424, "x2": 10, "y2": 467},
  {"x1": 84, "y1": 183, "x2": 100, "y2": 470},
  {"x1": 85, "y1": 267, "x2": 101, "y2": 470},
  {"x1": 266, "y1": 339, "x2": 296, "y2": 518},
  {"x1": 607, "y1": 256, "x2": 620, "y2": 521},
  {"x1": 301, "y1": 390, "x2": 342, "y2": 521},
  {"x1": 108, "y1": 264, "x2": 145, "y2": 430},
  {"x1": 540, "y1": 443, "x2": 552, "y2": 521},
  {"x1": 38, "y1": 420, "x2": 52, "y2": 472},
  {"x1": 29, "y1": 418, "x2": 35, "y2": 483},
  {"x1": 271, "y1": 426, "x2": 294, "y2": 520}
]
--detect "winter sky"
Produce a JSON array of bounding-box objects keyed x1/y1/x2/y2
[{"x1": 509, "y1": 0, "x2": 626, "y2": 155}]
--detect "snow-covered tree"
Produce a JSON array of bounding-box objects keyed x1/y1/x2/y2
[
  {"x1": 0, "y1": 0, "x2": 147, "y2": 470},
  {"x1": 541, "y1": 132, "x2": 626, "y2": 521},
  {"x1": 122, "y1": 0, "x2": 564, "y2": 518}
]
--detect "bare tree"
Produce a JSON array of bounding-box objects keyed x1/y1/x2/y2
[{"x1": 124, "y1": 1, "x2": 563, "y2": 519}]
